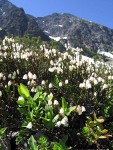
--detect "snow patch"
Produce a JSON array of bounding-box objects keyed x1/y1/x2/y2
[
  {"x1": 44, "y1": 30, "x2": 49, "y2": 34},
  {"x1": 81, "y1": 55, "x2": 94, "y2": 64},
  {"x1": 98, "y1": 51, "x2": 113, "y2": 59},
  {"x1": 49, "y1": 36, "x2": 61, "y2": 41},
  {"x1": 55, "y1": 25, "x2": 63, "y2": 27},
  {"x1": 2, "y1": 12, "x2": 5, "y2": 15},
  {"x1": 62, "y1": 37, "x2": 67, "y2": 39},
  {"x1": 49, "y1": 36, "x2": 67, "y2": 41},
  {"x1": 58, "y1": 25, "x2": 63, "y2": 27}
]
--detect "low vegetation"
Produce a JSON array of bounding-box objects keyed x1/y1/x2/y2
[{"x1": 0, "y1": 36, "x2": 113, "y2": 149}]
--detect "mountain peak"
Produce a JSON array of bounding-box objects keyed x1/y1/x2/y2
[
  {"x1": 0, "y1": 0, "x2": 49, "y2": 40},
  {"x1": 37, "y1": 13, "x2": 113, "y2": 53}
]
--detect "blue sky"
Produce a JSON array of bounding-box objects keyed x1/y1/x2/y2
[{"x1": 9, "y1": 0, "x2": 113, "y2": 29}]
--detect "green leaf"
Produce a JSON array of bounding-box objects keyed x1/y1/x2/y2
[
  {"x1": 29, "y1": 135, "x2": 36, "y2": 150},
  {"x1": 0, "y1": 127, "x2": 7, "y2": 139},
  {"x1": 62, "y1": 97, "x2": 67, "y2": 112},
  {"x1": 54, "y1": 75, "x2": 59, "y2": 85},
  {"x1": 99, "y1": 136, "x2": 107, "y2": 139},
  {"x1": 53, "y1": 142, "x2": 67, "y2": 150},
  {"x1": 33, "y1": 92, "x2": 39, "y2": 101},
  {"x1": 53, "y1": 143, "x2": 62, "y2": 150},
  {"x1": 36, "y1": 86, "x2": 42, "y2": 93},
  {"x1": 62, "y1": 135, "x2": 68, "y2": 143},
  {"x1": 96, "y1": 118, "x2": 104, "y2": 123},
  {"x1": 18, "y1": 83, "x2": 30, "y2": 99},
  {"x1": 42, "y1": 117, "x2": 50, "y2": 122},
  {"x1": 65, "y1": 106, "x2": 76, "y2": 116},
  {"x1": 101, "y1": 129, "x2": 108, "y2": 134},
  {"x1": 17, "y1": 99, "x2": 25, "y2": 106},
  {"x1": 17, "y1": 108, "x2": 28, "y2": 115}
]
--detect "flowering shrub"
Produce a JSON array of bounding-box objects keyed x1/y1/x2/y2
[{"x1": 0, "y1": 36, "x2": 113, "y2": 149}]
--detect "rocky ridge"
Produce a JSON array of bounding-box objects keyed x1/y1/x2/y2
[
  {"x1": 0, "y1": 0, "x2": 49, "y2": 40},
  {"x1": 37, "y1": 13, "x2": 113, "y2": 54}
]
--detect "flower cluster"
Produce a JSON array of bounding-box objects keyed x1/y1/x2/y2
[{"x1": 1, "y1": 36, "x2": 113, "y2": 149}]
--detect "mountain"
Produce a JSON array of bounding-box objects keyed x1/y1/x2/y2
[
  {"x1": 0, "y1": 0, "x2": 49, "y2": 40},
  {"x1": 37, "y1": 13, "x2": 113, "y2": 55},
  {"x1": 1, "y1": 0, "x2": 113, "y2": 55}
]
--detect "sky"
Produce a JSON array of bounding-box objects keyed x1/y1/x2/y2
[{"x1": 9, "y1": 0, "x2": 113, "y2": 29}]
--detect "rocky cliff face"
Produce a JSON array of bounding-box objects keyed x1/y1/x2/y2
[
  {"x1": 37, "y1": 13, "x2": 113, "y2": 53},
  {"x1": 1, "y1": 0, "x2": 113, "y2": 54},
  {"x1": 0, "y1": 0, "x2": 49, "y2": 40}
]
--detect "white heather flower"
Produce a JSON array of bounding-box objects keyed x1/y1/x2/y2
[
  {"x1": 48, "y1": 68, "x2": 54, "y2": 72},
  {"x1": 57, "y1": 67, "x2": 63, "y2": 74},
  {"x1": 53, "y1": 115, "x2": 59, "y2": 121},
  {"x1": 32, "y1": 74, "x2": 37, "y2": 80},
  {"x1": 26, "y1": 122, "x2": 32, "y2": 129},
  {"x1": 41, "y1": 80, "x2": 46, "y2": 85},
  {"x1": 18, "y1": 96, "x2": 24, "y2": 101},
  {"x1": 59, "y1": 82, "x2": 63, "y2": 87},
  {"x1": 3, "y1": 76, "x2": 6, "y2": 81},
  {"x1": 12, "y1": 75, "x2": 16, "y2": 79},
  {"x1": 65, "y1": 80, "x2": 69, "y2": 84},
  {"x1": 86, "y1": 82, "x2": 92, "y2": 89},
  {"x1": 103, "y1": 84, "x2": 108, "y2": 89},
  {"x1": 55, "y1": 121, "x2": 61, "y2": 127},
  {"x1": 30, "y1": 80, "x2": 36, "y2": 86},
  {"x1": 4, "y1": 52, "x2": 7, "y2": 57},
  {"x1": 28, "y1": 72, "x2": 33, "y2": 79},
  {"x1": 0, "y1": 73, "x2": 3, "y2": 79},
  {"x1": 59, "y1": 108, "x2": 64, "y2": 116},
  {"x1": 93, "y1": 79, "x2": 98, "y2": 85},
  {"x1": 13, "y1": 71, "x2": 16, "y2": 76},
  {"x1": 16, "y1": 69, "x2": 19, "y2": 75},
  {"x1": 61, "y1": 116, "x2": 68, "y2": 127},
  {"x1": 58, "y1": 63, "x2": 61, "y2": 67},
  {"x1": 50, "y1": 60, "x2": 54, "y2": 65},
  {"x1": 81, "y1": 106, "x2": 86, "y2": 112},
  {"x1": 94, "y1": 92, "x2": 97, "y2": 97},
  {"x1": 43, "y1": 92, "x2": 47, "y2": 97},
  {"x1": 52, "y1": 49, "x2": 56, "y2": 54},
  {"x1": 49, "y1": 83, "x2": 53, "y2": 88},
  {"x1": 45, "y1": 105, "x2": 49, "y2": 110},
  {"x1": 48, "y1": 93, "x2": 53, "y2": 100},
  {"x1": 105, "y1": 70, "x2": 108, "y2": 74},
  {"x1": 48, "y1": 49, "x2": 52, "y2": 54},
  {"x1": 64, "y1": 52, "x2": 68, "y2": 57},
  {"x1": 54, "y1": 100, "x2": 59, "y2": 106},
  {"x1": 64, "y1": 116, "x2": 68, "y2": 122},
  {"x1": 64, "y1": 52, "x2": 69, "y2": 59},
  {"x1": 48, "y1": 100, "x2": 52, "y2": 105},
  {"x1": 98, "y1": 77, "x2": 103, "y2": 82},
  {"x1": 76, "y1": 105, "x2": 86, "y2": 115},
  {"x1": 68, "y1": 55, "x2": 72, "y2": 60},
  {"x1": 23, "y1": 74, "x2": 28, "y2": 80},
  {"x1": 58, "y1": 57, "x2": 62, "y2": 62},
  {"x1": 102, "y1": 79, "x2": 105, "y2": 83},
  {"x1": 86, "y1": 80, "x2": 90, "y2": 85},
  {"x1": 27, "y1": 81, "x2": 30, "y2": 85},
  {"x1": 0, "y1": 91, "x2": 2, "y2": 97},
  {"x1": 8, "y1": 81, "x2": 12, "y2": 86},
  {"x1": 108, "y1": 76, "x2": 112, "y2": 80},
  {"x1": 69, "y1": 65, "x2": 73, "y2": 71},
  {"x1": 31, "y1": 87, "x2": 36, "y2": 92},
  {"x1": 79, "y1": 83, "x2": 85, "y2": 88},
  {"x1": 89, "y1": 76, "x2": 94, "y2": 82}
]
